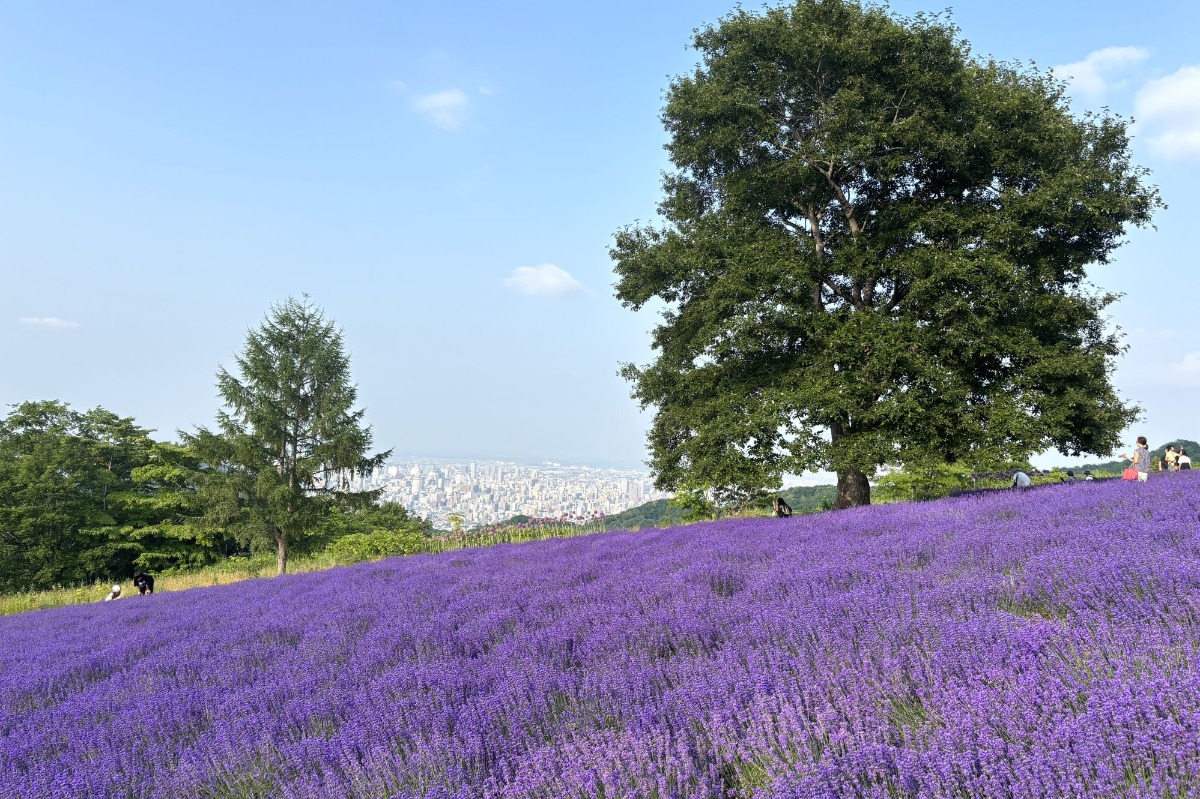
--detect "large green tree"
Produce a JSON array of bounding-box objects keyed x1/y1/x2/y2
[
  {"x1": 0, "y1": 401, "x2": 155, "y2": 591},
  {"x1": 125, "y1": 441, "x2": 242, "y2": 572},
  {"x1": 186, "y1": 297, "x2": 390, "y2": 574},
  {"x1": 612, "y1": 0, "x2": 1160, "y2": 508}
]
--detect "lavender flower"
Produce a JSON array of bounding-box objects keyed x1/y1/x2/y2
[{"x1": 2, "y1": 476, "x2": 1199, "y2": 797}]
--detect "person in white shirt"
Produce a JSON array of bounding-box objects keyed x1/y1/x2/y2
[
  {"x1": 1011, "y1": 471, "x2": 1032, "y2": 489},
  {"x1": 1179, "y1": 449, "x2": 1192, "y2": 471}
]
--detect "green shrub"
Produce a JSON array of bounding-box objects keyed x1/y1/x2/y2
[{"x1": 327, "y1": 529, "x2": 429, "y2": 565}]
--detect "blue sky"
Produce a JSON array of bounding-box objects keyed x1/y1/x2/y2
[{"x1": 3, "y1": 1, "x2": 1199, "y2": 474}]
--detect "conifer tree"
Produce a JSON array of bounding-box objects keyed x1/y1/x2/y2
[{"x1": 187, "y1": 297, "x2": 389, "y2": 574}]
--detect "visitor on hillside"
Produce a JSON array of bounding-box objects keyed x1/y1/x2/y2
[
  {"x1": 1011, "y1": 471, "x2": 1032, "y2": 490},
  {"x1": 1119, "y1": 437, "x2": 1151, "y2": 483},
  {"x1": 132, "y1": 572, "x2": 154, "y2": 596},
  {"x1": 1083, "y1": 470, "x2": 1096, "y2": 481},
  {"x1": 1179, "y1": 449, "x2": 1192, "y2": 471},
  {"x1": 1165, "y1": 446, "x2": 1179, "y2": 472},
  {"x1": 773, "y1": 497, "x2": 792, "y2": 518},
  {"x1": 103, "y1": 584, "x2": 121, "y2": 601},
  {"x1": 1064, "y1": 470, "x2": 1078, "y2": 483}
]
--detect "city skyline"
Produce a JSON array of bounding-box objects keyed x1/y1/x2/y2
[{"x1": 359, "y1": 456, "x2": 671, "y2": 528}]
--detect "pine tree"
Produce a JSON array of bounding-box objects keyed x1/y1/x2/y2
[{"x1": 187, "y1": 297, "x2": 390, "y2": 574}]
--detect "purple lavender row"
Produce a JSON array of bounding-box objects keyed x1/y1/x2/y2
[{"x1": 2, "y1": 475, "x2": 1199, "y2": 797}]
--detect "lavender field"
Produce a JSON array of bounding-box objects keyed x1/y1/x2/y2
[{"x1": 4, "y1": 477, "x2": 1200, "y2": 798}]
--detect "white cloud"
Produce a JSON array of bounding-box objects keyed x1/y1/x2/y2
[
  {"x1": 1178, "y1": 352, "x2": 1200, "y2": 373},
  {"x1": 1051, "y1": 46, "x2": 1150, "y2": 99},
  {"x1": 1151, "y1": 351, "x2": 1200, "y2": 386},
  {"x1": 503, "y1": 264, "x2": 585, "y2": 298},
  {"x1": 19, "y1": 316, "x2": 79, "y2": 330},
  {"x1": 411, "y1": 88, "x2": 470, "y2": 131},
  {"x1": 1135, "y1": 66, "x2": 1200, "y2": 159}
]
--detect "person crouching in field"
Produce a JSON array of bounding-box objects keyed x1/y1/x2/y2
[
  {"x1": 132, "y1": 572, "x2": 154, "y2": 596},
  {"x1": 773, "y1": 497, "x2": 792, "y2": 518},
  {"x1": 1120, "y1": 437, "x2": 1151, "y2": 483},
  {"x1": 103, "y1": 584, "x2": 121, "y2": 601}
]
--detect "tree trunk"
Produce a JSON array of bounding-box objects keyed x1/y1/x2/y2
[
  {"x1": 834, "y1": 467, "x2": 871, "y2": 509},
  {"x1": 829, "y1": 421, "x2": 872, "y2": 509},
  {"x1": 276, "y1": 534, "x2": 288, "y2": 575}
]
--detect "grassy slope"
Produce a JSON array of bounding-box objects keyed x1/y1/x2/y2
[{"x1": 0, "y1": 485, "x2": 839, "y2": 616}]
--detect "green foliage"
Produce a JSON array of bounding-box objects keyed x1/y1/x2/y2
[
  {"x1": 321, "y1": 502, "x2": 433, "y2": 565},
  {"x1": 125, "y1": 441, "x2": 241, "y2": 572},
  {"x1": 612, "y1": 0, "x2": 1159, "y2": 509},
  {"x1": 669, "y1": 489, "x2": 719, "y2": 523},
  {"x1": 601, "y1": 500, "x2": 683, "y2": 531},
  {"x1": 0, "y1": 401, "x2": 157, "y2": 591},
  {"x1": 875, "y1": 461, "x2": 975, "y2": 503},
  {"x1": 184, "y1": 296, "x2": 391, "y2": 574},
  {"x1": 776, "y1": 485, "x2": 838, "y2": 514},
  {"x1": 1155, "y1": 439, "x2": 1200, "y2": 458},
  {"x1": 327, "y1": 529, "x2": 428, "y2": 565}
]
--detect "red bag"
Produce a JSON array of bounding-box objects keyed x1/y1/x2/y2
[{"x1": 1122, "y1": 467, "x2": 1138, "y2": 481}]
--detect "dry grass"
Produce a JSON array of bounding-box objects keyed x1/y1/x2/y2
[{"x1": 0, "y1": 553, "x2": 341, "y2": 617}]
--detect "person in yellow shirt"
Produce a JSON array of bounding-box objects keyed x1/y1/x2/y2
[{"x1": 1165, "y1": 446, "x2": 1179, "y2": 472}]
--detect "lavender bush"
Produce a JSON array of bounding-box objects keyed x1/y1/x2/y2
[{"x1": 3, "y1": 475, "x2": 1199, "y2": 798}]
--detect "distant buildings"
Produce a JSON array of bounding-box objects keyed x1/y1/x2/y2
[{"x1": 355, "y1": 458, "x2": 669, "y2": 528}]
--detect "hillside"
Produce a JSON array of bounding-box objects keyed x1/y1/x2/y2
[
  {"x1": 4, "y1": 475, "x2": 1200, "y2": 797},
  {"x1": 1070, "y1": 438, "x2": 1200, "y2": 475},
  {"x1": 602, "y1": 485, "x2": 836, "y2": 529},
  {"x1": 480, "y1": 484, "x2": 836, "y2": 533}
]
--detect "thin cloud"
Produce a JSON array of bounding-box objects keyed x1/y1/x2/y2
[
  {"x1": 1149, "y1": 351, "x2": 1200, "y2": 387},
  {"x1": 503, "y1": 264, "x2": 586, "y2": 298},
  {"x1": 20, "y1": 316, "x2": 79, "y2": 330},
  {"x1": 1178, "y1": 352, "x2": 1200, "y2": 373},
  {"x1": 1135, "y1": 66, "x2": 1200, "y2": 159},
  {"x1": 411, "y1": 88, "x2": 470, "y2": 131},
  {"x1": 1051, "y1": 46, "x2": 1149, "y2": 99}
]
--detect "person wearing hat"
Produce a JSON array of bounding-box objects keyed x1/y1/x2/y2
[
  {"x1": 132, "y1": 571, "x2": 155, "y2": 596},
  {"x1": 103, "y1": 584, "x2": 121, "y2": 601}
]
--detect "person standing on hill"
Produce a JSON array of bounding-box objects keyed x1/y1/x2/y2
[
  {"x1": 1120, "y1": 437, "x2": 1151, "y2": 483},
  {"x1": 1164, "y1": 446, "x2": 1179, "y2": 472},
  {"x1": 1179, "y1": 449, "x2": 1192, "y2": 471}
]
